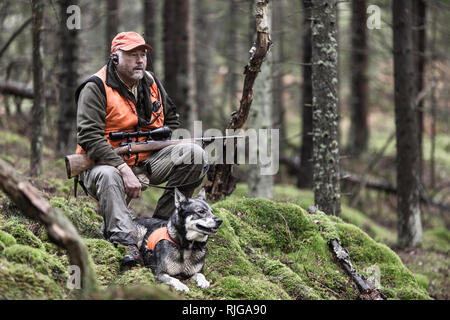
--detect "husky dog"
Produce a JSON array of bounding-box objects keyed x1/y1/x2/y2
[{"x1": 133, "y1": 188, "x2": 222, "y2": 292}]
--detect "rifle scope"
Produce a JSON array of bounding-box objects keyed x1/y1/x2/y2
[{"x1": 109, "y1": 126, "x2": 172, "y2": 141}]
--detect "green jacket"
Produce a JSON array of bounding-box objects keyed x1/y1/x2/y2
[{"x1": 76, "y1": 63, "x2": 180, "y2": 168}]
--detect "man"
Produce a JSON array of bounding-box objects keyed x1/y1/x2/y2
[{"x1": 75, "y1": 32, "x2": 207, "y2": 269}]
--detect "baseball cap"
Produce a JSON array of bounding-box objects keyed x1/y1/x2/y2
[{"x1": 110, "y1": 32, "x2": 152, "y2": 54}]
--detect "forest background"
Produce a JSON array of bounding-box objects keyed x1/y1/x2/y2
[{"x1": 0, "y1": 0, "x2": 448, "y2": 300}]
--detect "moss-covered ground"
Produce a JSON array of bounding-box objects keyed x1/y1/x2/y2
[
  {"x1": 0, "y1": 130, "x2": 447, "y2": 300},
  {"x1": 0, "y1": 182, "x2": 437, "y2": 300}
]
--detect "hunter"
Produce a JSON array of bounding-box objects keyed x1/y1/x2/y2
[{"x1": 75, "y1": 32, "x2": 208, "y2": 269}]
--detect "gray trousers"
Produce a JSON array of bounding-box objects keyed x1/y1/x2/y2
[{"x1": 80, "y1": 143, "x2": 208, "y2": 246}]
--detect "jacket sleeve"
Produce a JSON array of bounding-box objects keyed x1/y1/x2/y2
[{"x1": 76, "y1": 82, "x2": 125, "y2": 167}]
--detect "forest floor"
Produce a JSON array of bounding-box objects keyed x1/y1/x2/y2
[{"x1": 0, "y1": 117, "x2": 448, "y2": 299}]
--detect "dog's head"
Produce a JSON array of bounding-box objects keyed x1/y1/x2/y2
[{"x1": 171, "y1": 188, "x2": 222, "y2": 242}]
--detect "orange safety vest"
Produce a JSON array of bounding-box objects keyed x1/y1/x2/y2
[
  {"x1": 146, "y1": 227, "x2": 179, "y2": 251},
  {"x1": 76, "y1": 65, "x2": 165, "y2": 166}
]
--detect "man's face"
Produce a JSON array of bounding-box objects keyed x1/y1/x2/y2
[{"x1": 115, "y1": 48, "x2": 147, "y2": 83}]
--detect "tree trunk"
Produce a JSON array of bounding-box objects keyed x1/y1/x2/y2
[
  {"x1": 205, "y1": 0, "x2": 272, "y2": 200},
  {"x1": 163, "y1": 0, "x2": 197, "y2": 133},
  {"x1": 393, "y1": 0, "x2": 423, "y2": 248},
  {"x1": 271, "y1": 0, "x2": 286, "y2": 156},
  {"x1": 248, "y1": 1, "x2": 273, "y2": 199},
  {"x1": 311, "y1": 0, "x2": 341, "y2": 216},
  {"x1": 143, "y1": 0, "x2": 156, "y2": 72},
  {"x1": 57, "y1": 0, "x2": 79, "y2": 157},
  {"x1": 298, "y1": 0, "x2": 313, "y2": 189},
  {"x1": 412, "y1": 0, "x2": 426, "y2": 181},
  {"x1": 106, "y1": 0, "x2": 120, "y2": 58},
  {"x1": 0, "y1": 159, "x2": 98, "y2": 298},
  {"x1": 347, "y1": 0, "x2": 369, "y2": 157},
  {"x1": 195, "y1": 0, "x2": 214, "y2": 124},
  {"x1": 30, "y1": 0, "x2": 44, "y2": 177}
]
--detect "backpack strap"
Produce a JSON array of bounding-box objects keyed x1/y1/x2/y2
[
  {"x1": 74, "y1": 75, "x2": 106, "y2": 106},
  {"x1": 149, "y1": 71, "x2": 177, "y2": 113}
]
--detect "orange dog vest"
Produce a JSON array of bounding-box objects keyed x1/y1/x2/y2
[{"x1": 146, "y1": 227, "x2": 179, "y2": 251}]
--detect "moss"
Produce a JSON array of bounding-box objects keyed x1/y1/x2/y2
[
  {"x1": 423, "y1": 228, "x2": 450, "y2": 253},
  {"x1": 113, "y1": 268, "x2": 156, "y2": 286},
  {"x1": 0, "y1": 231, "x2": 17, "y2": 247},
  {"x1": 0, "y1": 258, "x2": 63, "y2": 299},
  {"x1": 94, "y1": 284, "x2": 180, "y2": 300},
  {"x1": 49, "y1": 197, "x2": 103, "y2": 238},
  {"x1": 1, "y1": 219, "x2": 44, "y2": 250},
  {"x1": 414, "y1": 273, "x2": 430, "y2": 292},
  {"x1": 208, "y1": 276, "x2": 291, "y2": 300},
  {"x1": 84, "y1": 239, "x2": 121, "y2": 286},
  {"x1": 3, "y1": 244, "x2": 67, "y2": 283}
]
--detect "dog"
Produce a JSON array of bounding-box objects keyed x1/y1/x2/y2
[{"x1": 133, "y1": 188, "x2": 222, "y2": 292}]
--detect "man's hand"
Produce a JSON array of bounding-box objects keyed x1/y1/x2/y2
[{"x1": 117, "y1": 163, "x2": 142, "y2": 198}]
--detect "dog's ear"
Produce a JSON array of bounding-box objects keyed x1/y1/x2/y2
[
  {"x1": 174, "y1": 188, "x2": 187, "y2": 208},
  {"x1": 196, "y1": 188, "x2": 206, "y2": 201}
]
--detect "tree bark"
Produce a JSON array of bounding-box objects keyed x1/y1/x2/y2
[
  {"x1": 163, "y1": 0, "x2": 197, "y2": 133},
  {"x1": 30, "y1": 0, "x2": 44, "y2": 177},
  {"x1": 393, "y1": 0, "x2": 423, "y2": 248},
  {"x1": 57, "y1": 0, "x2": 79, "y2": 157},
  {"x1": 0, "y1": 159, "x2": 98, "y2": 298},
  {"x1": 311, "y1": 0, "x2": 341, "y2": 216},
  {"x1": 347, "y1": 0, "x2": 369, "y2": 157},
  {"x1": 271, "y1": 0, "x2": 286, "y2": 155},
  {"x1": 298, "y1": 0, "x2": 313, "y2": 189},
  {"x1": 143, "y1": 0, "x2": 156, "y2": 72},
  {"x1": 205, "y1": 0, "x2": 272, "y2": 200},
  {"x1": 412, "y1": 0, "x2": 426, "y2": 181},
  {"x1": 105, "y1": 0, "x2": 120, "y2": 58},
  {"x1": 248, "y1": 1, "x2": 274, "y2": 199}
]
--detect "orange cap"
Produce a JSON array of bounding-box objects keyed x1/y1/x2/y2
[{"x1": 110, "y1": 32, "x2": 152, "y2": 54}]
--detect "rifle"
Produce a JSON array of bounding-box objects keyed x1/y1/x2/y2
[{"x1": 65, "y1": 126, "x2": 244, "y2": 179}]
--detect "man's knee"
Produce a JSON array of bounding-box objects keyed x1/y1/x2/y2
[
  {"x1": 171, "y1": 143, "x2": 208, "y2": 166},
  {"x1": 95, "y1": 166, "x2": 124, "y2": 189}
]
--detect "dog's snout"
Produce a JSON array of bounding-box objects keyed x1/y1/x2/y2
[{"x1": 215, "y1": 217, "x2": 223, "y2": 226}]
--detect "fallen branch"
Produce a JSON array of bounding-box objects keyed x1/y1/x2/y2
[
  {"x1": 342, "y1": 170, "x2": 450, "y2": 212},
  {"x1": 0, "y1": 79, "x2": 56, "y2": 103},
  {"x1": 329, "y1": 239, "x2": 386, "y2": 300},
  {"x1": 205, "y1": 0, "x2": 272, "y2": 200},
  {"x1": 0, "y1": 159, "x2": 98, "y2": 298},
  {"x1": 0, "y1": 17, "x2": 32, "y2": 60}
]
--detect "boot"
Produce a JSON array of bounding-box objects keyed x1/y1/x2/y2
[{"x1": 120, "y1": 244, "x2": 144, "y2": 271}]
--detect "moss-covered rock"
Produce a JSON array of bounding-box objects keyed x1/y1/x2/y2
[
  {"x1": 209, "y1": 198, "x2": 430, "y2": 300},
  {"x1": 0, "y1": 258, "x2": 63, "y2": 299}
]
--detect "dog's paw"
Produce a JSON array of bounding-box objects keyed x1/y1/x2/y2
[
  {"x1": 192, "y1": 273, "x2": 210, "y2": 288},
  {"x1": 172, "y1": 280, "x2": 190, "y2": 292}
]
